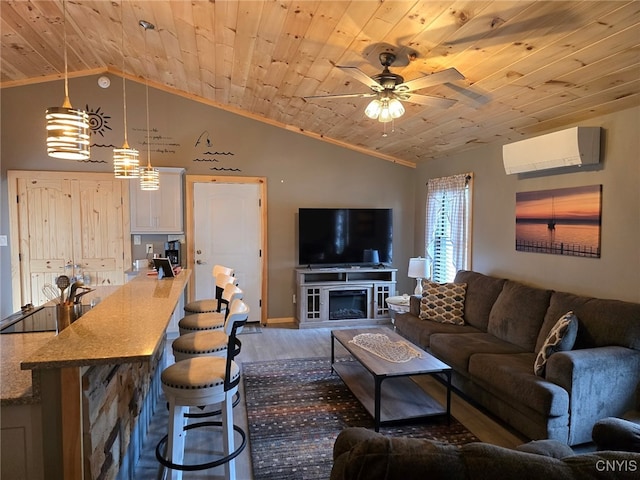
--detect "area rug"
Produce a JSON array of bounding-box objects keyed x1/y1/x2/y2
[{"x1": 243, "y1": 357, "x2": 479, "y2": 480}]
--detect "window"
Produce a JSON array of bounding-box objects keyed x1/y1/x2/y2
[{"x1": 424, "y1": 173, "x2": 472, "y2": 283}]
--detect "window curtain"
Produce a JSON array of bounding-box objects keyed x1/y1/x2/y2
[{"x1": 424, "y1": 173, "x2": 471, "y2": 281}]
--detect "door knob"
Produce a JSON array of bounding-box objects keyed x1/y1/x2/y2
[{"x1": 196, "y1": 259, "x2": 206, "y2": 265}]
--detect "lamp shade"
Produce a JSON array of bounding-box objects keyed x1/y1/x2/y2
[
  {"x1": 46, "y1": 105, "x2": 91, "y2": 160},
  {"x1": 113, "y1": 143, "x2": 140, "y2": 178},
  {"x1": 364, "y1": 99, "x2": 382, "y2": 119},
  {"x1": 408, "y1": 257, "x2": 428, "y2": 279},
  {"x1": 388, "y1": 98, "x2": 405, "y2": 118},
  {"x1": 139, "y1": 165, "x2": 160, "y2": 190}
]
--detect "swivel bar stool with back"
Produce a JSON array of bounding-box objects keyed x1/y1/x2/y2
[
  {"x1": 178, "y1": 283, "x2": 244, "y2": 335},
  {"x1": 156, "y1": 299, "x2": 250, "y2": 480},
  {"x1": 183, "y1": 264, "x2": 235, "y2": 314},
  {"x1": 172, "y1": 298, "x2": 248, "y2": 362}
]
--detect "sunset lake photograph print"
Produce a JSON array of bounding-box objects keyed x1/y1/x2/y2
[{"x1": 515, "y1": 185, "x2": 602, "y2": 258}]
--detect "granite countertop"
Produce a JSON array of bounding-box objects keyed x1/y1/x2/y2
[
  {"x1": 21, "y1": 269, "x2": 190, "y2": 371},
  {"x1": 1, "y1": 332, "x2": 54, "y2": 405}
]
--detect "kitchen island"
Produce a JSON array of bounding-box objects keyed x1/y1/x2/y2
[{"x1": 17, "y1": 269, "x2": 190, "y2": 480}]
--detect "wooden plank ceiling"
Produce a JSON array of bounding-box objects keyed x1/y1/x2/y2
[{"x1": 1, "y1": 1, "x2": 639, "y2": 167}]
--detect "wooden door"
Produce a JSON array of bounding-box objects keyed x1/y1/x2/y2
[
  {"x1": 187, "y1": 176, "x2": 267, "y2": 324},
  {"x1": 15, "y1": 177, "x2": 74, "y2": 306},
  {"x1": 73, "y1": 179, "x2": 128, "y2": 287},
  {"x1": 8, "y1": 171, "x2": 131, "y2": 310}
]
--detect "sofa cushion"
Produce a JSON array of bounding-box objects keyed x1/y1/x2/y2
[
  {"x1": 469, "y1": 352, "x2": 570, "y2": 417},
  {"x1": 429, "y1": 333, "x2": 526, "y2": 374},
  {"x1": 419, "y1": 280, "x2": 467, "y2": 325},
  {"x1": 454, "y1": 270, "x2": 507, "y2": 331},
  {"x1": 539, "y1": 291, "x2": 640, "y2": 350},
  {"x1": 536, "y1": 292, "x2": 590, "y2": 352},
  {"x1": 534, "y1": 312, "x2": 578, "y2": 376},
  {"x1": 574, "y1": 297, "x2": 640, "y2": 350},
  {"x1": 516, "y1": 439, "x2": 575, "y2": 458},
  {"x1": 395, "y1": 313, "x2": 481, "y2": 349},
  {"x1": 487, "y1": 280, "x2": 552, "y2": 352}
]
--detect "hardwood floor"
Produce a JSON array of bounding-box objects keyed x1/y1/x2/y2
[{"x1": 133, "y1": 323, "x2": 526, "y2": 479}]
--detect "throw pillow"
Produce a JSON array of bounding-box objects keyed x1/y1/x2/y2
[
  {"x1": 419, "y1": 280, "x2": 467, "y2": 325},
  {"x1": 534, "y1": 311, "x2": 578, "y2": 376}
]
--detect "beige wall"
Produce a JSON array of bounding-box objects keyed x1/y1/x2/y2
[
  {"x1": 0, "y1": 75, "x2": 417, "y2": 319},
  {"x1": 414, "y1": 105, "x2": 640, "y2": 303},
  {"x1": 2, "y1": 76, "x2": 638, "y2": 319}
]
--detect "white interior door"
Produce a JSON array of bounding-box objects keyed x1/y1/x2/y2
[{"x1": 193, "y1": 182, "x2": 263, "y2": 323}]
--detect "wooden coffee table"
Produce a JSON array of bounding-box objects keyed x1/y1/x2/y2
[{"x1": 331, "y1": 327, "x2": 452, "y2": 432}]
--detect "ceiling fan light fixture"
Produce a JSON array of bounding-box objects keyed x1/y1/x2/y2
[
  {"x1": 378, "y1": 104, "x2": 392, "y2": 123},
  {"x1": 388, "y1": 98, "x2": 405, "y2": 119},
  {"x1": 365, "y1": 99, "x2": 382, "y2": 119}
]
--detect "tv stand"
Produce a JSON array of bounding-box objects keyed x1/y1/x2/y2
[{"x1": 295, "y1": 267, "x2": 397, "y2": 329}]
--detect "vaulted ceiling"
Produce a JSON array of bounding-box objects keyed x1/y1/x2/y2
[{"x1": 1, "y1": 1, "x2": 639, "y2": 167}]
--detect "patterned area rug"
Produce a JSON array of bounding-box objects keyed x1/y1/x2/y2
[{"x1": 243, "y1": 357, "x2": 479, "y2": 480}]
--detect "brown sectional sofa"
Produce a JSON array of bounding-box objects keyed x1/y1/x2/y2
[
  {"x1": 330, "y1": 419, "x2": 640, "y2": 480},
  {"x1": 394, "y1": 270, "x2": 640, "y2": 446}
]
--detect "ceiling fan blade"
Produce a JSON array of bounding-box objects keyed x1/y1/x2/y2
[
  {"x1": 336, "y1": 66, "x2": 384, "y2": 91},
  {"x1": 395, "y1": 67, "x2": 465, "y2": 92},
  {"x1": 399, "y1": 93, "x2": 457, "y2": 108},
  {"x1": 304, "y1": 92, "x2": 376, "y2": 101}
]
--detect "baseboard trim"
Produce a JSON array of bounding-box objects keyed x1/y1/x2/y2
[{"x1": 265, "y1": 317, "x2": 295, "y2": 325}]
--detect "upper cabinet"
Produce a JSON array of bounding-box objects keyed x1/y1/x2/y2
[
  {"x1": 8, "y1": 171, "x2": 132, "y2": 310},
  {"x1": 130, "y1": 167, "x2": 184, "y2": 234}
]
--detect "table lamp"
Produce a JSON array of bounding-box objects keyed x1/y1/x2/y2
[{"x1": 408, "y1": 257, "x2": 429, "y2": 295}]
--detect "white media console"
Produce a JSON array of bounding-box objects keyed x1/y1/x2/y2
[{"x1": 295, "y1": 267, "x2": 397, "y2": 328}]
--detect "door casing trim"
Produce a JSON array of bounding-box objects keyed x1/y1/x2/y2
[{"x1": 185, "y1": 175, "x2": 268, "y2": 325}]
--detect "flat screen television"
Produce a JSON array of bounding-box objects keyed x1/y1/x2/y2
[{"x1": 298, "y1": 208, "x2": 392, "y2": 267}]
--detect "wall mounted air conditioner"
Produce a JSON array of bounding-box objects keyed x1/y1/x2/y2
[{"x1": 503, "y1": 126, "x2": 601, "y2": 175}]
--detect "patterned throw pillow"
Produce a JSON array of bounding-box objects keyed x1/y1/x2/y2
[
  {"x1": 419, "y1": 280, "x2": 467, "y2": 325},
  {"x1": 534, "y1": 311, "x2": 579, "y2": 377}
]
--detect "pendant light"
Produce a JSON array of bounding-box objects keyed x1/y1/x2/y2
[
  {"x1": 45, "y1": 0, "x2": 90, "y2": 160},
  {"x1": 113, "y1": 3, "x2": 139, "y2": 178},
  {"x1": 138, "y1": 20, "x2": 159, "y2": 191}
]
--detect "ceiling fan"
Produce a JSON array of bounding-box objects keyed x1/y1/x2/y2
[{"x1": 305, "y1": 52, "x2": 465, "y2": 122}]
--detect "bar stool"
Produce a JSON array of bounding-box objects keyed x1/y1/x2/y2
[
  {"x1": 173, "y1": 298, "x2": 248, "y2": 362},
  {"x1": 184, "y1": 272, "x2": 236, "y2": 314},
  {"x1": 156, "y1": 302, "x2": 248, "y2": 480},
  {"x1": 178, "y1": 283, "x2": 243, "y2": 335}
]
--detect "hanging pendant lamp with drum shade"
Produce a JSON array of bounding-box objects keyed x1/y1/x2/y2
[
  {"x1": 113, "y1": 2, "x2": 139, "y2": 178},
  {"x1": 138, "y1": 20, "x2": 160, "y2": 191},
  {"x1": 45, "y1": 0, "x2": 90, "y2": 160}
]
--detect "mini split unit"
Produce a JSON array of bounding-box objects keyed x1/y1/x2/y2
[{"x1": 502, "y1": 126, "x2": 601, "y2": 174}]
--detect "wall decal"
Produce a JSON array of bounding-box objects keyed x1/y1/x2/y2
[
  {"x1": 515, "y1": 185, "x2": 602, "y2": 258},
  {"x1": 133, "y1": 126, "x2": 180, "y2": 155},
  {"x1": 192, "y1": 130, "x2": 238, "y2": 171},
  {"x1": 85, "y1": 104, "x2": 112, "y2": 137},
  {"x1": 92, "y1": 143, "x2": 118, "y2": 148},
  {"x1": 78, "y1": 159, "x2": 108, "y2": 164},
  {"x1": 193, "y1": 158, "x2": 220, "y2": 163}
]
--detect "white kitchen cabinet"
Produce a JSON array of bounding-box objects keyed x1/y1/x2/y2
[{"x1": 130, "y1": 167, "x2": 184, "y2": 234}]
